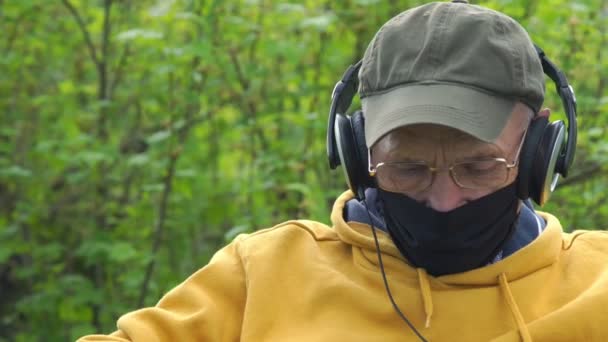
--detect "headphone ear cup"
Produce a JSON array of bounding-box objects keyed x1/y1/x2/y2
[
  {"x1": 517, "y1": 117, "x2": 548, "y2": 201},
  {"x1": 350, "y1": 111, "x2": 374, "y2": 189},
  {"x1": 334, "y1": 111, "x2": 372, "y2": 199},
  {"x1": 334, "y1": 114, "x2": 366, "y2": 199},
  {"x1": 530, "y1": 120, "x2": 566, "y2": 205}
]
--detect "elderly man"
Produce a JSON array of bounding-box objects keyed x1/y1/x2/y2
[{"x1": 80, "y1": 1, "x2": 608, "y2": 341}]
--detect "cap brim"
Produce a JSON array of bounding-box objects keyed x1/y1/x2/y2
[{"x1": 361, "y1": 83, "x2": 516, "y2": 148}]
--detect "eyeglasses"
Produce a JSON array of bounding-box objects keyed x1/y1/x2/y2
[{"x1": 369, "y1": 129, "x2": 527, "y2": 193}]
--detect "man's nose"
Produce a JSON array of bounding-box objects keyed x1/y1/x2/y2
[{"x1": 425, "y1": 170, "x2": 467, "y2": 212}]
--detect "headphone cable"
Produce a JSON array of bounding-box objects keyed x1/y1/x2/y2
[{"x1": 362, "y1": 198, "x2": 429, "y2": 342}]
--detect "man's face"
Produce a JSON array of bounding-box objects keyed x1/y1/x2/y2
[{"x1": 370, "y1": 103, "x2": 536, "y2": 212}]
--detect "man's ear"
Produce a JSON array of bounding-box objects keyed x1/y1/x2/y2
[{"x1": 536, "y1": 108, "x2": 551, "y2": 119}]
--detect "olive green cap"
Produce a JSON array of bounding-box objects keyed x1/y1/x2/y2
[{"x1": 359, "y1": 1, "x2": 545, "y2": 148}]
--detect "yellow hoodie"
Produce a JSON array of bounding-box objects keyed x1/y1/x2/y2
[{"x1": 79, "y1": 191, "x2": 608, "y2": 341}]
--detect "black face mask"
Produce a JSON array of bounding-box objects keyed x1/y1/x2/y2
[{"x1": 377, "y1": 184, "x2": 519, "y2": 277}]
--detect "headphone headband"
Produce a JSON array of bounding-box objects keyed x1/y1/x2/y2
[
  {"x1": 534, "y1": 45, "x2": 577, "y2": 177},
  {"x1": 327, "y1": 61, "x2": 362, "y2": 169}
]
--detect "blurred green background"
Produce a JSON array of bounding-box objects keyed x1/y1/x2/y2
[{"x1": 1, "y1": 0, "x2": 606, "y2": 340}]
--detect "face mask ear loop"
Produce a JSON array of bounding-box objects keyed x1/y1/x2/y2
[{"x1": 361, "y1": 198, "x2": 428, "y2": 342}]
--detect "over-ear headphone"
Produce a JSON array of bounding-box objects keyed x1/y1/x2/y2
[{"x1": 327, "y1": 46, "x2": 577, "y2": 206}]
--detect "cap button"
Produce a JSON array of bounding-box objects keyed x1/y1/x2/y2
[{"x1": 451, "y1": 0, "x2": 469, "y2": 3}]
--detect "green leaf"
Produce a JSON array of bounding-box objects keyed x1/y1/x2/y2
[
  {"x1": 70, "y1": 323, "x2": 97, "y2": 342},
  {"x1": 34, "y1": 243, "x2": 64, "y2": 260},
  {"x1": 588, "y1": 127, "x2": 603, "y2": 138},
  {"x1": 353, "y1": 0, "x2": 381, "y2": 5},
  {"x1": 176, "y1": 169, "x2": 197, "y2": 178},
  {"x1": 149, "y1": 0, "x2": 175, "y2": 17},
  {"x1": 0, "y1": 165, "x2": 32, "y2": 178},
  {"x1": 116, "y1": 29, "x2": 164, "y2": 41},
  {"x1": 143, "y1": 183, "x2": 165, "y2": 192},
  {"x1": 77, "y1": 151, "x2": 111, "y2": 165},
  {"x1": 276, "y1": 3, "x2": 306, "y2": 13},
  {"x1": 300, "y1": 13, "x2": 335, "y2": 31},
  {"x1": 224, "y1": 225, "x2": 251, "y2": 242},
  {"x1": 285, "y1": 182, "x2": 311, "y2": 196},
  {"x1": 146, "y1": 130, "x2": 171, "y2": 144},
  {"x1": 128, "y1": 154, "x2": 150, "y2": 166},
  {"x1": 75, "y1": 240, "x2": 112, "y2": 264},
  {"x1": 108, "y1": 242, "x2": 138, "y2": 263},
  {"x1": 0, "y1": 246, "x2": 13, "y2": 263},
  {"x1": 58, "y1": 80, "x2": 76, "y2": 94},
  {"x1": 173, "y1": 119, "x2": 186, "y2": 130}
]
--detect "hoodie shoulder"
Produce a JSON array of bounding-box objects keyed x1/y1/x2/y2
[
  {"x1": 563, "y1": 229, "x2": 608, "y2": 254},
  {"x1": 235, "y1": 220, "x2": 340, "y2": 247}
]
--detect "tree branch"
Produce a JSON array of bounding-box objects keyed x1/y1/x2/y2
[
  {"x1": 60, "y1": 0, "x2": 100, "y2": 67},
  {"x1": 596, "y1": 0, "x2": 607, "y2": 100},
  {"x1": 137, "y1": 145, "x2": 178, "y2": 307},
  {"x1": 137, "y1": 69, "x2": 207, "y2": 306},
  {"x1": 558, "y1": 163, "x2": 604, "y2": 188},
  {"x1": 138, "y1": 71, "x2": 177, "y2": 307},
  {"x1": 309, "y1": 30, "x2": 328, "y2": 115},
  {"x1": 228, "y1": 48, "x2": 250, "y2": 91},
  {"x1": 247, "y1": 0, "x2": 264, "y2": 62},
  {"x1": 102, "y1": 0, "x2": 112, "y2": 63},
  {"x1": 136, "y1": 115, "x2": 206, "y2": 305},
  {"x1": 96, "y1": 0, "x2": 113, "y2": 140},
  {"x1": 108, "y1": 44, "x2": 131, "y2": 99},
  {"x1": 3, "y1": 5, "x2": 41, "y2": 55},
  {"x1": 227, "y1": 49, "x2": 269, "y2": 151}
]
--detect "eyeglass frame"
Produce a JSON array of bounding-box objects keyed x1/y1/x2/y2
[{"x1": 368, "y1": 128, "x2": 529, "y2": 191}]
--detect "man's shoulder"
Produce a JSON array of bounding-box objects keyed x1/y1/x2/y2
[
  {"x1": 233, "y1": 219, "x2": 340, "y2": 249},
  {"x1": 537, "y1": 211, "x2": 608, "y2": 254},
  {"x1": 563, "y1": 229, "x2": 608, "y2": 253},
  {"x1": 559, "y1": 229, "x2": 608, "y2": 275},
  {"x1": 217, "y1": 220, "x2": 347, "y2": 267}
]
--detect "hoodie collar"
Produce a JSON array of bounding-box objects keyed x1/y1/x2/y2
[
  {"x1": 332, "y1": 190, "x2": 563, "y2": 285},
  {"x1": 343, "y1": 188, "x2": 547, "y2": 263}
]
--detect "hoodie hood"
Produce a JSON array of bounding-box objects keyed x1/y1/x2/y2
[
  {"x1": 332, "y1": 190, "x2": 562, "y2": 285},
  {"x1": 343, "y1": 188, "x2": 546, "y2": 264},
  {"x1": 332, "y1": 190, "x2": 566, "y2": 340}
]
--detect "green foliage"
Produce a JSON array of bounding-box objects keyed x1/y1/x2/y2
[{"x1": 0, "y1": 0, "x2": 606, "y2": 340}]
